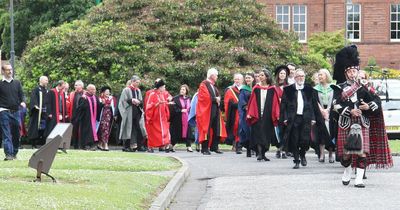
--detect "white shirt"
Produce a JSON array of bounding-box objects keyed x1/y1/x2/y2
[
  {"x1": 260, "y1": 89, "x2": 267, "y2": 116},
  {"x1": 295, "y1": 84, "x2": 304, "y2": 115}
]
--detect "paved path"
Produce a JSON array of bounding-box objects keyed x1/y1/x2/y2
[{"x1": 163, "y1": 151, "x2": 400, "y2": 210}]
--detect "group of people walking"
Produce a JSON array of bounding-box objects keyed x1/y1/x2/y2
[{"x1": 0, "y1": 45, "x2": 393, "y2": 188}]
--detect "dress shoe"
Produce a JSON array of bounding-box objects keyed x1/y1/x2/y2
[
  {"x1": 246, "y1": 149, "x2": 251, "y2": 157},
  {"x1": 202, "y1": 151, "x2": 211, "y2": 155},
  {"x1": 275, "y1": 151, "x2": 281, "y2": 158},
  {"x1": 293, "y1": 163, "x2": 300, "y2": 169},
  {"x1": 300, "y1": 157, "x2": 307, "y2": 166},
  {"x1": 211, "y1": 149, "x2": 223, "y2": 154},
  {"x1": 263, "y1": 157, "x2": 270, "y2": 161}
]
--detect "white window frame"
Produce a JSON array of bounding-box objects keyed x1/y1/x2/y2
[
  {"x1": 390, "y1": 4, "x2": 400, "y2": 42},
  {"x1": 276, "y1": 5, "x2": 290, "y2": 31},
  {"x1": 292, "y1": 5, "x2": 307, "y2": 43},
  {"x1": 346, "y1": 4, "x2": 361, "y2": 42}
]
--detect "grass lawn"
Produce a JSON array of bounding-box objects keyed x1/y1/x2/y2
[
  {"x1": 0, "y1": 150, "x2": 181, "y2": 210},
  {"x1": 389, "y1": 140, "x2": 400, "y2": 154}
]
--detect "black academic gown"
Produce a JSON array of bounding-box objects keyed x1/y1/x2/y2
[
  {"x1": 44, "y1": 89, "x2": 68, "y2": 137},
  {"x1": 250, "y1": 87, "x2": 277, "y2": 151},
  {"x1": 169, "y1": 95, "x2": 191, "y2": 145},
  {"x1": 75, "y1": 94, "x2": 102, "y2": 148},
  {"x1": 280, "y1": 84, "x2": 321, "y2": 153},
  {"x1": 27, "y1": 86, "x2": 48, "y2": 140}
]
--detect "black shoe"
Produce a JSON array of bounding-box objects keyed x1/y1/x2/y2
[
  {"x1": 293, "y1": 163, "x2": 300, "y2": 169},
  {"x1": 159, "y1": 148, "x2": 165, "y2": 152},
  {"x1": 137, "y1": 146, "x2": 147, "y2": 152},
  {"x1": 236, "y1": 150, "x2": 242, "y2": 154},
  {"x1": 281, "y1": 153, "x2": 287, "y2": 159},
  {"x1": 202, "y1": 151, "x2": 211, "y2": 155},
  {"x1": 301, "y1": 157, "x2": 307, "y2": 166},
  {"x1": 263, "y1": 156, "x2": 270, "y2": 161},
  {"x1": 275, "y1": 151, "x2": 281, "y2": 158},
  {"x1": 342, "y1": 180, "x2": 350, "y2": 185},
  {"x1": 147, "y1": 148, "x2": 154, "y2": 153},
  {"x1": 355, "y1": 183, "x2": 365, "y2": 188},
  {"x1": 195, "y1": 144, "x2": 200, "y2": 152},
  {"x1": 211, "y1": 149, "x2": 223, "y2": 154},
  {"x1": 286, "y1": 152, "x2": 293, "y2": 157},
  {"x1": 257, "y1": 154, "x2": 262, "y2": 161},
  {"x1": 246, "y1": 149, "x2": 251, "y2": 157},
  {"x1": 4, "y1": 155, "x2": 13, "y2": 161}
]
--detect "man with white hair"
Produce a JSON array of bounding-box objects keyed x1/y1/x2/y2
[
  {"x1": 75, "y1": 84, "x2": 101, "y2": 150},
  {"x1": 119, "y1": 75, "x2": 144, "y2": 152},
  {"x1": 28, "y1": 76, "x2": 49, "y2": 148},
  {"x1": 224, "y1": 73, "x2": 243, "y2": 154},
  {"x1": 280, "y1": 69, "x2": 322, "y2": 169},
  {"x1": 196, "y1": 68, "x2": 227, "y2": 155},
  {"x1": 68, "y1": 80, "x2": 85, "y2": 149}
]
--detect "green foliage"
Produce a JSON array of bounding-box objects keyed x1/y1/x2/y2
[
  {"x1": 0, "y1": 0, "x2": 95, "y2": 58},
  {"x1": 21, "y1": 0, "x2": 328, "y2": 95},
  {"x1": 308, "y1": 30, "x2": 345, "y2": 66}
]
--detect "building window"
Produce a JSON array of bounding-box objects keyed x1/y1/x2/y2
[
  {"x1": 390, "y1": 4, "x2": 400, "y2": 41},
  {"x1": 276, "y1": 5, "x2": 290, "y2": 31},
  {"x1": 293, "y1": 5, "x2": 307, "y2": 43},
  {"x1": 346, "y1": 4, "x2": 361, "y2": 42}
]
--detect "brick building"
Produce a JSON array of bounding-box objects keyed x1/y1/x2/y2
[{"x1": 258, "y1": 0, "x2": 400, "y2": 69}]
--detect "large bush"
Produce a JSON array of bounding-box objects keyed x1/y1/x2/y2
[{"x1": 21, "y1": 0, "x2": 324, "y2": 95}]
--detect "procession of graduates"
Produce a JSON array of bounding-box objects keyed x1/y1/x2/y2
[{"x1": 0, "y1": 45, "x2": 393, "y2": 188}]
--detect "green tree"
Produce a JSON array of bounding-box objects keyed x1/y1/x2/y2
[
  {"x1": 0, "y1": 0, "x2": 95, "y2": 59},
  {"x1": 21, "y1": 0, "x2": 325, "y2": 94},
  {"x1": 308, "y1": 30, "x2": 345, "y2": 66}
]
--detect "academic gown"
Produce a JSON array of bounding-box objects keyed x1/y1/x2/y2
[
  {"x1": 196, "y1": 80, "x2": 227, "y2": 145},
  {"x1": 170, "y1": 95, "x2": 191, "y2": 144},
  {"x1": 28, "y1": 85, "x2": 48, "y2": 140},
  {"x1": 44, "y1": 88, "x2": 68, "y2": 137},
  {"x1": 145, "y1": 90, "x2": 171, "y2": 148},
  {"x1": 238, "y1": 86, "x2": 252, "y2": 147},
  {"x1": 224, "y1": 85, "x2": 240, "y2": 144},
  {"x1": 246, "y1": 85, "x2": 280, "y2": 151},
  {"x1": 75, "y1": 93, "x2": 102, "y2": 148}
]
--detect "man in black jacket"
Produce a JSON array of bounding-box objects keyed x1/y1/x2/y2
[
  {"x1": 280, "y1": 69, "x2": 322, "y2": 169},
  {"x1": 0, "y1": 63, "x2": 25, "y2": 161}
]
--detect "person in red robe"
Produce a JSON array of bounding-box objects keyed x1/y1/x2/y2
[
  {"x1": 196, "y1": 68, "x2": 227, "y2": 155},
  {"x1": 144, "y1": 78, "x2": 173, "y2": 152},
  {"x1": 145, "y1": 79, "x2": 171, "y2": 152},
  {"x1": 224, "y1": 73, "x2": 243, "y2": 154}
]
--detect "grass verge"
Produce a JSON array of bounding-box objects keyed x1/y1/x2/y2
[{"x1": 0, "y1": 150, "x2": 181, "y2": 210}]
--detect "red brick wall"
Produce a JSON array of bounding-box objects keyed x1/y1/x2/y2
[{"x1": 258, "y1": 0, "x2": 400, "y2": 69}]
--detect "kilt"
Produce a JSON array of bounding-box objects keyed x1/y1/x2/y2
[{"x1": 337, "y1": 116, "x2": 369, "y2": 156}]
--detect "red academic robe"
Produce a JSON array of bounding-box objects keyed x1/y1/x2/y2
[
  {"x1": 196, "y1": 80, "x2": 227, "y2": 145},
  {"x1": 246, "y1": 84, "x2": 280, "y2": 126},
  {"x1": 224, "y1": 85, "x2": 240, "y2": 143},
  {"x1": 145, "y1": 90, "x2": 171, "y2": 148}
]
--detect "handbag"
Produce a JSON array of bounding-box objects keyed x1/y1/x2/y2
[{"x1": 344, "y1": 123, "x2": 362, "y2": 151}]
